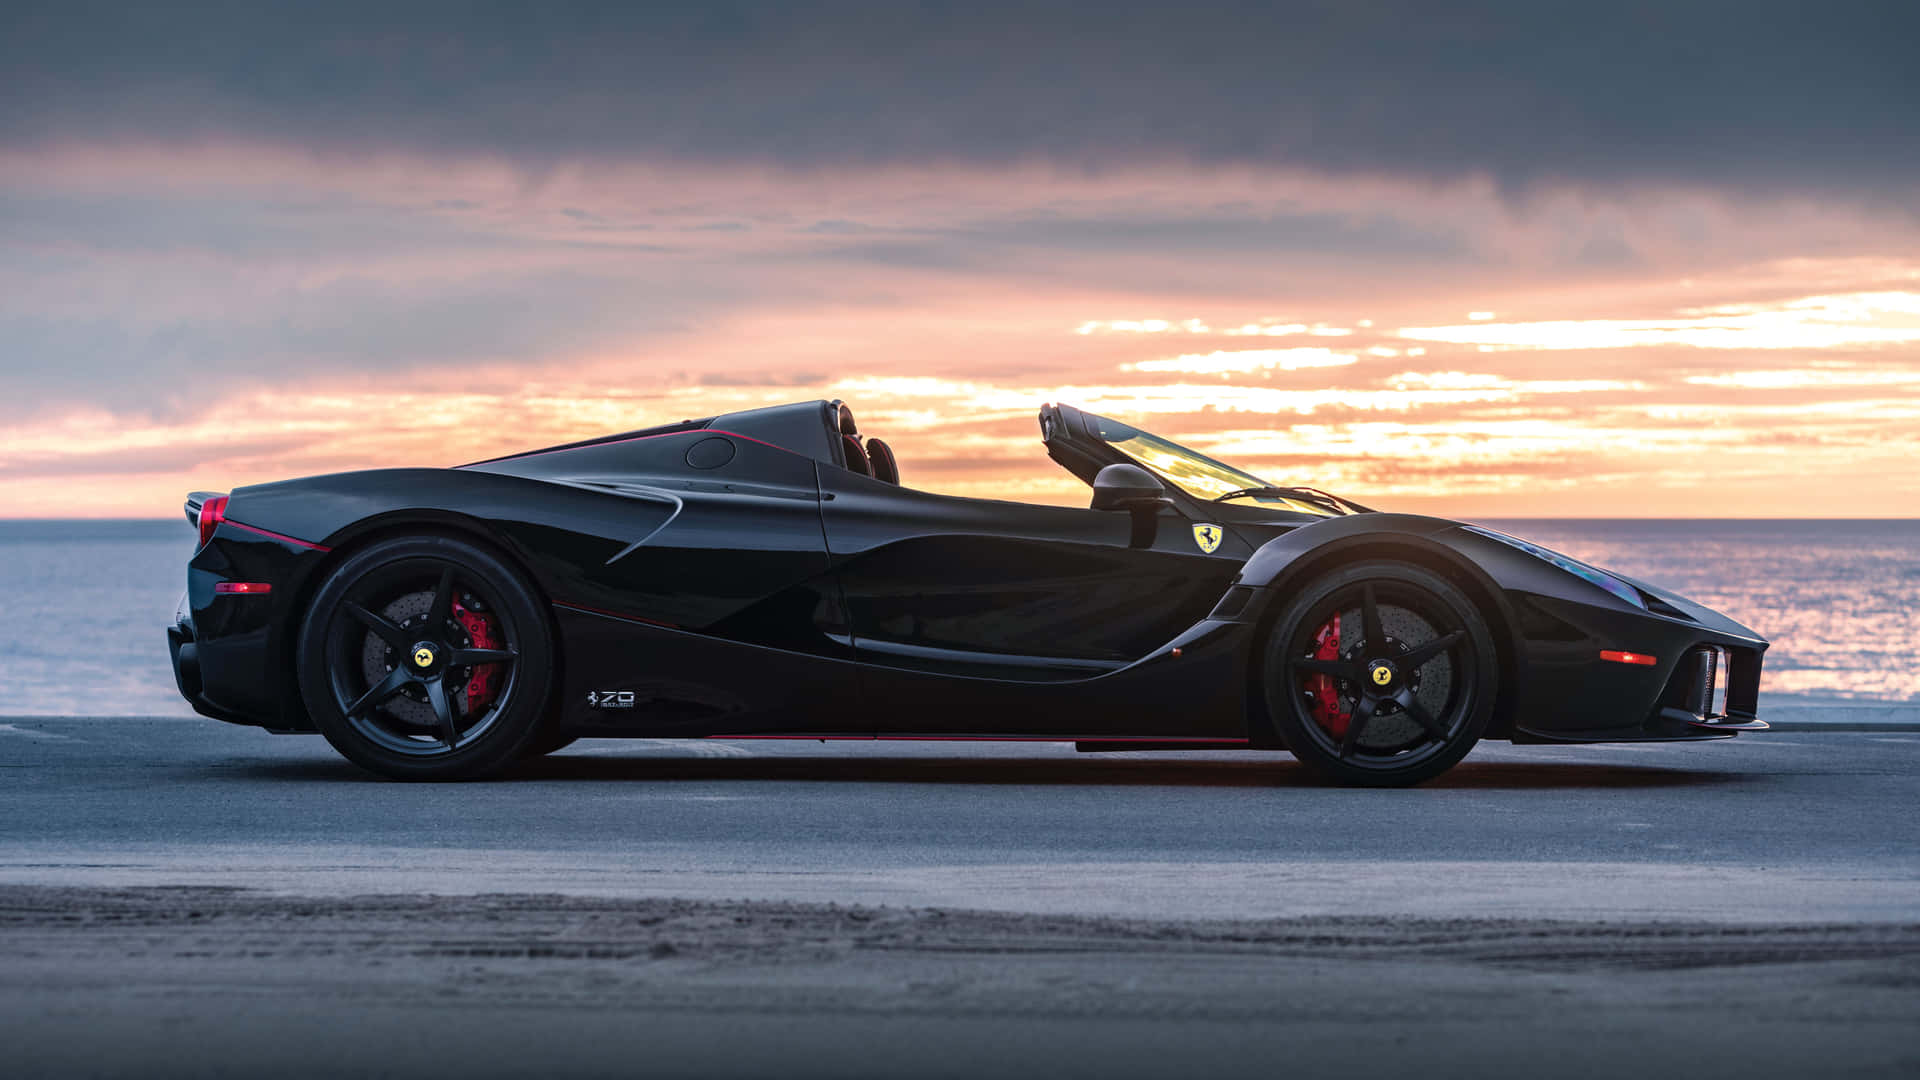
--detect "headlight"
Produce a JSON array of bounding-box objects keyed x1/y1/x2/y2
[{"x1": 1461, "y1": 526, "x2": 1646, "y2": 609}]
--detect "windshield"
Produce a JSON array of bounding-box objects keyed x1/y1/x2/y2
[{"x1": 1091, "y1": 417, "x2": 1340, "y2": 516}]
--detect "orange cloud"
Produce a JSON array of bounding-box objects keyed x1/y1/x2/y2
[{"x1": 3, "y1": 143, "x2": 1919, "y2": 518}]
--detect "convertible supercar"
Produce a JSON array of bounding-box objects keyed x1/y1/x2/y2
[{"x1": 169, "y1": 399, "x2": 1768, "y2": 785}]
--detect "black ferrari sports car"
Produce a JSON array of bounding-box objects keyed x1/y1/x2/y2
[{"x1": 168, "y1": 399, "x2": 1768, "y2": 785}]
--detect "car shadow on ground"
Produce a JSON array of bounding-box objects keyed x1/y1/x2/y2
[{"x1": 233, "y1": 751, "x2": 1745, "y2": 790}]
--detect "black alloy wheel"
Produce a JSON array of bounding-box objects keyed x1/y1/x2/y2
[
  {"x1": 296, "y1": 535, "x2": 555, "y2": 780},
  {"x1": 1264, "y1": 560, "x2": 1496, "y2": 787}
]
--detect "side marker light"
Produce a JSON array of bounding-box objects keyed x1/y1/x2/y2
[{"x1": 1600, "y1": 649, "x2": 1657, "y2": 666}]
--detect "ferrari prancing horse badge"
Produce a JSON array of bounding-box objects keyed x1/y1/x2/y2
[{"x1": 1192, "y1": 523, "x2": 1222, "y2": 554}]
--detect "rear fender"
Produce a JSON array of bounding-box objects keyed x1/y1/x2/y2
[{"x1": 224, "y1": 468, "x2": 651, "y2": 732}]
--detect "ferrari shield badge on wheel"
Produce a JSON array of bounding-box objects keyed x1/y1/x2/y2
[{"x1": 168, "y1": 397, "x2": 1769, "y2": 786}]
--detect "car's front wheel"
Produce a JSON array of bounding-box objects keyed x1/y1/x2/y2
[
  {"x1": 296, "y1": 535, "x2": 554, "y2": 780},
  {"x1": 1263, "y1": 560, "x2": 1496, "y2": 787}
]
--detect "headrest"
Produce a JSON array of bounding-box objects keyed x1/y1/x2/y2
[
  {"x1": 841, "y1": 434, "x2": 871, "y2": 476},
  {"x1": 866, "y1": 438, "x2": 900, "y2": 485}
]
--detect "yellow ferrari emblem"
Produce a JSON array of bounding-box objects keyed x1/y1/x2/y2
[
  {"x1": 1192, "y1": 523, "x2": 1223, "y2": 554},
  {"x1": 413, "y1": 646, "x2": 436, "y2": 668},
  {"x1": 1371, "y1": 665, "x2": 1393, "y2": 686}
]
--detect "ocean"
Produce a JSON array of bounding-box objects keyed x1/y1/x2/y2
[{"x1": 0, "y1": 518, "x2": 1912, "y2": 717}]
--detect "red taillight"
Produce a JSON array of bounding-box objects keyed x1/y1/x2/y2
[
  {"x1": 213, "y1": 581, "x2": 272, "y2": 595},
  {"x1": 197, "y1": 495, "x2": 229, "y2": 549},
  {"x1": 1600, "y1": 649, "x2": 1659, "y2": 666}
]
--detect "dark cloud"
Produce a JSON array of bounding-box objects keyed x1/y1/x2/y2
[
  {"x1": 0, "y1": 190, "x2": 538, "y2": 258},
  {"x1": 783, "y1": 209, "x2": 1467, "y2": 276},
  {"x1": 4, "y1": 1, "x2": 1916, "y2": 198},
  {"x1": 963, "y1": 211, "x2": 1467, "y2": 259}
]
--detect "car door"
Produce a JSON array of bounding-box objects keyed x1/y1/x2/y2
[{"x1": 818, "y1": 466, "x2": 1250, "y2": 695}]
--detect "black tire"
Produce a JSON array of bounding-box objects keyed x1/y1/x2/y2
[
  {"x1": 296, "y1": 535, "x2": 555, "y2": 780},
  {"x1": 1263, "y1": 560, "x2": 1496, "y2": 787}
]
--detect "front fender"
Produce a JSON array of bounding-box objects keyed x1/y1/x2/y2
[
  {"x1": 1235, "y1": 513, "x2": 1462, "y2": 591},
  {"x1": 1232, "y1": 515, "x2": 1519, "y2": 632}
]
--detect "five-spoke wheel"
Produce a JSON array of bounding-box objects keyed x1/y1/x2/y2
[
  {"x1": 296, "y1": 535, "x2": 555, "y2": 780},
  {"x1": 1264, "y1": 560, "x2": 1496, "y2": 786}
]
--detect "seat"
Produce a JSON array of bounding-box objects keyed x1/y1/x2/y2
[
  {"x1": 841, "y1": 434, "x2": 871, "y2": 477},
  {"x1": 866, "y1": 438, "x2": 900, "y2": 485}
]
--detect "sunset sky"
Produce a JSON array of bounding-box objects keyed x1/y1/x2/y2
[{"x1": 3, "y1": 2, "x2": 1918, "y2": 517}]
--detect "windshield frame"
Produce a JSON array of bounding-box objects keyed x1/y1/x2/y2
[{"x1": 1089, "y1": 415, "x2": 1341, "y2": 517}]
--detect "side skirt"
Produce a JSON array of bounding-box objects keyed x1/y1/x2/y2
[{"x1": 700, "y1": 734, "x2": 1251, "y2": 746}]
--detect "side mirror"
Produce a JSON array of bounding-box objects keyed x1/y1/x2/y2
[
  {"x1": 1090, "y1": 463, "x2": 1166, "y2": 510},
  {"x1": 1091, "y1": 464, "x2": 1173, "y2": 548}
]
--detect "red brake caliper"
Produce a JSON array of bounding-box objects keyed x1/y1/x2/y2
[
  {"x1": 451, "y1": 597, "x2": 504, "y2": 712},
  {"x1": 1307, "y1": 614, "x2": 1351, "y2": 739}
]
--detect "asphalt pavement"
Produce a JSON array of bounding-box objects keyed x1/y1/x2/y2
[
  {"x1": 2, "y1": 718, "x2": 1916, "y2": 1077},
  {"x1": 2, "y1": 718, "x2": 1917, "y2": 919}
]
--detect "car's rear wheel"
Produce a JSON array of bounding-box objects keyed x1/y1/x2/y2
[
  {"x1": 296, "y1": 535, "x2": 554, "y2": 780},
  {"x1": 1263, "y1": 560, "x2": 1495, "y2": 787}
]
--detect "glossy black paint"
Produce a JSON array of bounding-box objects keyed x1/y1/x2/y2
[
  {"x1": 820, "y1": 466, "x2": 1246, "y2": 673},
  {"x1": 170, "y1": 398, "x2": 1768, "y2": 746}
]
